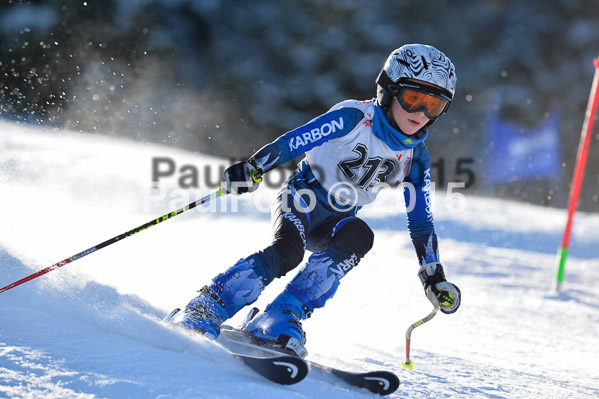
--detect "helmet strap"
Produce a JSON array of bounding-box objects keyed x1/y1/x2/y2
[
  {"x1": 377, "y1": 86, "x2": 392, "y2": 110},
  {"x1": 375, "y1": 69, "x2": 395, "y2": 110}
]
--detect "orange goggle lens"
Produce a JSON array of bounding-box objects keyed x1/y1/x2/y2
[{"x1": 396, "y1": 88, "x2": 450, "y2": 119}]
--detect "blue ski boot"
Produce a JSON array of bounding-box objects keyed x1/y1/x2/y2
[
  {"x1": 176, "y1": 258, "x2": 267, "y2": 338},
  {"x1": 243, "y1": 252, "x2": 346, "y2": 357}
]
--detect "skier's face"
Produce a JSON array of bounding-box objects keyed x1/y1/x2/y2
[{"x1": 390, "y1": 98, "x2": 430, "y2": 136}]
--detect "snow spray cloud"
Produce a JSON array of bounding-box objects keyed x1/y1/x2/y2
[
  {"x1": 0, "y1": 1, "x2": 255, "y2": 157},
  {"x1": 51, "y1": 54, "x2": 253, "y2": 157}
]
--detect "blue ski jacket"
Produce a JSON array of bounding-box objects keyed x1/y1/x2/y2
[{"x1": 249, "y1": 98, "x2": 439, "y2": 266}]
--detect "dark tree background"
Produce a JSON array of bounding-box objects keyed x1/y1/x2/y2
[{"x1": 2, "y1": 0, "x2": 599, "y2": 210}]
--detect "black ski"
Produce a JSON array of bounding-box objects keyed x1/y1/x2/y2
[
  {"x1": 311, "y1": 363, "x2": 399, "y2": 396},
  {"x1": 165, "y1": 308, "x2": 308, "y2": 385},
  {"x1": 219, "y1": 325, "x2": 400, "y2": 396},
  {"x1": 233, "y1": 352, "x2": 308, "y2": 385}
]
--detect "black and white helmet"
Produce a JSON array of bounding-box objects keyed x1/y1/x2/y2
[{"x1": 376, "y1": 44, "x2": 457, "y2": 109}]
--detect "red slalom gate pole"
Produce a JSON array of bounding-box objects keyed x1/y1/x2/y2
[{"x1": 555, "y1": 55, "x2": 599, "y2": 292}]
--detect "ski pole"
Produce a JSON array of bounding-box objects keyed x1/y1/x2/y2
[
  {"x1": 401, "y1": 307, "x2": 439, "y2": 370},
  {"x1": 0, "y1": 188, "x2": 227, "y2": 294}
]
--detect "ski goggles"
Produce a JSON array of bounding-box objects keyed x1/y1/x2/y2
[{"x1": 392, "y1": 83, "x2": 452, "y2": 119}]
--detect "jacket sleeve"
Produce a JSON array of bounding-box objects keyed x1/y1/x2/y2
[
  {"x1": 402, "y1": 142, "x2": 439, "y2": 266},
  {"x1": 250, "y1": 107, "x2": 364, "y2": 172}
]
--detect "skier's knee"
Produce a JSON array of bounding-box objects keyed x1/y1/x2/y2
[
  {"x1": 330, "y1": 217, "x2": 374, "y2": 259},
  {"x1": 272, "y1": 238, "x2": 305, "y2": 275}
]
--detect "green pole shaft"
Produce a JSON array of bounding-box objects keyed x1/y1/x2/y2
[{"x1": 555, "y1": 247, "x2": 568, "y2": 291}]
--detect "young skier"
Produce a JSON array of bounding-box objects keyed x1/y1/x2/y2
[{"x1": 174, "y1": 43, "x2": 461, "y2": 357}]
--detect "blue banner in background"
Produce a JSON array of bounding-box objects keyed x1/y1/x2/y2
[{"x1": 486, "y1": 105, "x2": 561, "y2": 184}]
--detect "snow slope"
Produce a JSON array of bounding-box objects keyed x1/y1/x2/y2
[{"x1": 1, "y1": 121, "x2": 598, "y2": 398}]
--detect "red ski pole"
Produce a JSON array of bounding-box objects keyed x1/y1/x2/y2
[
  {"x1": 0, "y1": 189, "x2": 226, "y2": 294},
  {"x1": 402, "y1": 307, "x2": 439, "y2": 370}
]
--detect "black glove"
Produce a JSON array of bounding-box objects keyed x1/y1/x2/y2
[
  {"x1": 418, "y1": 262, "x2": 461, "y2": 314},
  {"x1": 222, "y1": 159, "x2": 263, "y2": 195}
]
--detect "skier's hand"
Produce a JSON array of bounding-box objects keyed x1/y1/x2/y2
[
  {"x1": 417, "y1": 262, "x2": 461, "y2": 314},
  {"x1": 223, "y1": 159, "x2": 263, "y2": 195}
]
